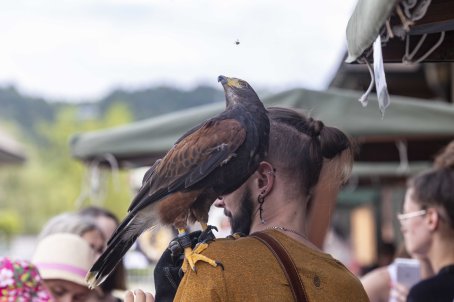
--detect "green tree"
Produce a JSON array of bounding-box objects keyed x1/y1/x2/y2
[{"x1": 0, "y1": 102, "x2": 135, "y2": 233}]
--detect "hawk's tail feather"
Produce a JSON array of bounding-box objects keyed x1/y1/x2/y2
[
  {"x1": 107, "y1": 211, "x2": 135, "y2": 246},
  {"x1": 87, "y1": 212, "x2": 158, "y2": 288},
  {"x1": 86, "y1": 233, "x2": 135, "y2": 288},
  {"x1": 109, "y1": 189, "x2": 167, "y2": 246}
]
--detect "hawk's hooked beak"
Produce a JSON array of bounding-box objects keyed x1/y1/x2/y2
[
  {"x1": 218, "y1": 75, "x2": 228, "y2": 84},
  {"x1": 218, "y1": 75, "x2": 243, "y2": 89}
]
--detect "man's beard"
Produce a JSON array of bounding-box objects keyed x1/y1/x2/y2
[{"x1": 224, "y1": 187, "x2": 254, "y2": 235}]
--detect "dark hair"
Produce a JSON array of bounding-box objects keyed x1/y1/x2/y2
[
  {"x1": 408, "y1": 141, "x2": 454, "y2": 228},
  {"x1": 79, "y1": 206, "x2": 120, "y2": 225},
  {"x1": 267, "y1": 107, "x2": 353, "y2": 196}
]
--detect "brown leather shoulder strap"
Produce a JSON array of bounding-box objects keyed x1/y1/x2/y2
[{"x1": 250, "y1": 232, "x2": 308, "y2": 302}]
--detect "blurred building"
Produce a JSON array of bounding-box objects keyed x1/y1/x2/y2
[{"x1": 328, "y1": 0, "x2": 454, "y2": 270}]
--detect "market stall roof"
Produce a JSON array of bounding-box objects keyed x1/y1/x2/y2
[
  {"x1": 346, "y1": 0, "x2": 398, "y2": 63},
  {"x1": 346, "y1": 0, "x2": 454, "y2": 63},
  {"x1": 0, "y1": 128, "x2": 26, "y2": 165},
  {"x1": 70, "y1": 87, "x2": 454, "y2": 171}
]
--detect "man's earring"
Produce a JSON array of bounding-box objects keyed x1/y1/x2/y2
[
  {"x1": 258, "y1": 191, "x2": 266, "y2": 224},
  {"x1": 265, "y1": 168, "x2": 276, "y2": 176}
]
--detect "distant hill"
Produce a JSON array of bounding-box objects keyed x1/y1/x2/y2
[
  {"x1": 0, "y1": 86, "x2": 55, "y2": 144},
  {"x1": 98, "y1": 85, "x2": 223, "y2": 120},
  {"x1": 0, "y1": 84, "x2": 223, "y2": 143}
]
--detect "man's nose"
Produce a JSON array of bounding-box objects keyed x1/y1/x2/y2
[{"x1": 214, "y1": 197, "x2": 225, "y2": 208}]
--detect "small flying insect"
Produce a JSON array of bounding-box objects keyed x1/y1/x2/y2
[{"x1": 235, "y1": 39, "x2": 240, "y2": 45}]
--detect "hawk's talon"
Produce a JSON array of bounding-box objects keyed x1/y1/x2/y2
[
  {"x1": 207, "y1": 225, "x2": 218, "y2": 232},
  {"x1": 227, "y1": 232, "x2": 246, "y2": 240},
  {"x1": 182, "y1": 242, "x2": 221, "y2": 273},
  {"x1": 178, "y1": 267, "x2": 184, "y2": 278},
  {"x1": 199, "y1": 225, "x2": 218, "y2": 243},
  {"x1": 215, "y1": 261, "x2": 224, "y2": 270}
]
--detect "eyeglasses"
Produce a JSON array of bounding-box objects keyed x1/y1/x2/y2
[{"x1": 397, "y1": 209, "x2": 427, "y2": 222}]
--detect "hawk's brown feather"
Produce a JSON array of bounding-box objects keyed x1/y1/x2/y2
[
  {"x1": 128, "y1": 119, "x2": 245, "y2": 212},
  {"x1": 87, "y1": 76, "x2": 269, "y2": 288}
]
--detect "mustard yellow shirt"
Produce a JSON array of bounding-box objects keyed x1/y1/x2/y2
[{"x1": 174, "y1": 230, "x2": 368, "y2": 301}]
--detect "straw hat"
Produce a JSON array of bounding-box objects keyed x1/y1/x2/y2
[{"x1": 32, "y1": 233, "x2": 96, "y2": 287}]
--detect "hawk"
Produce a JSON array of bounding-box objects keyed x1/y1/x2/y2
[{"x1": 87, "y1": 75, "x2": 270, "y2": 287}]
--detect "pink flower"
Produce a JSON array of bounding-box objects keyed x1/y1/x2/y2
[
  {"x1": 0, "y1": 268, "x2": 14, "y2": 288},
  {"x1": 0, "y1": 258, "x2": 52, "y2": 301}
]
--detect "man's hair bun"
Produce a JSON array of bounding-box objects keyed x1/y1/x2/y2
[{"x1": 308, "y1": 118, "x2": 324, "y2": 138}]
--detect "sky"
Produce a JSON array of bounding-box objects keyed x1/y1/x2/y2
[{"x1": 0, "y1": 0, "x2": 357, "y2": 102}]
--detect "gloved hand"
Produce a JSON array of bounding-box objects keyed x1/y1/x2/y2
[{"x1": 154, "y1": 227, "x2": 217, "y2": 302}]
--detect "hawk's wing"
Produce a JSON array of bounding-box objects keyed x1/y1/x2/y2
[{"x1": 128, "y1": 118, "x2": 246, "y2": 213}]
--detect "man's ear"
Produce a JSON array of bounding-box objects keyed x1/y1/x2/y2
[{"x1": 255, "y1": 161, "x2": 275, "y2": 196}]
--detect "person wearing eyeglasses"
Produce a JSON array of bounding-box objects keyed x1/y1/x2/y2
[{"x1": 399, "y1": 141, "x2": 454, "y2": 302}]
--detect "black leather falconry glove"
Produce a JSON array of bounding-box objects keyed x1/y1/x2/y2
[{"x1": 154, "y1": 227, "x2": 217, "y2": 302}]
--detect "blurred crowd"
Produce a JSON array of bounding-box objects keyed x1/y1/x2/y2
[
  {"x1": 1, "y1": 206, "x2": 126, "y2": 302},
  {"x1": 361, "y1": 140, "x2": 454, "y2": 302}
]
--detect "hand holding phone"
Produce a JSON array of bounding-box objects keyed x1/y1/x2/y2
[
  {"x1": 388, "y1": 258, "x2": 420, "y2": 302},
  {"x1": 393, "y1": 258, "x2": 421, "y2": 288}
]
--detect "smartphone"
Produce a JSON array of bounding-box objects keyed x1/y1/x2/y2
[{"x1": 393, "y1": 258, "x2": 421, "y2": 288}]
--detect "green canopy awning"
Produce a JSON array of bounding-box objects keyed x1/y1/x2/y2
[
  {"x1": 70, "y1": 87, "x2": 454, "y2": 171},
  {"x1": 352, "y1": 161, "x2": 430, "y2": 177},
  {"x1": 346, "y1": 0, "x2": 454, "y2": 63},
  {"x1": 0, "y1": 128, "x2": 26, "y2": 165},
  {"x1": 346, "y1": 0, "x2": 398, "y2": 63}
]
